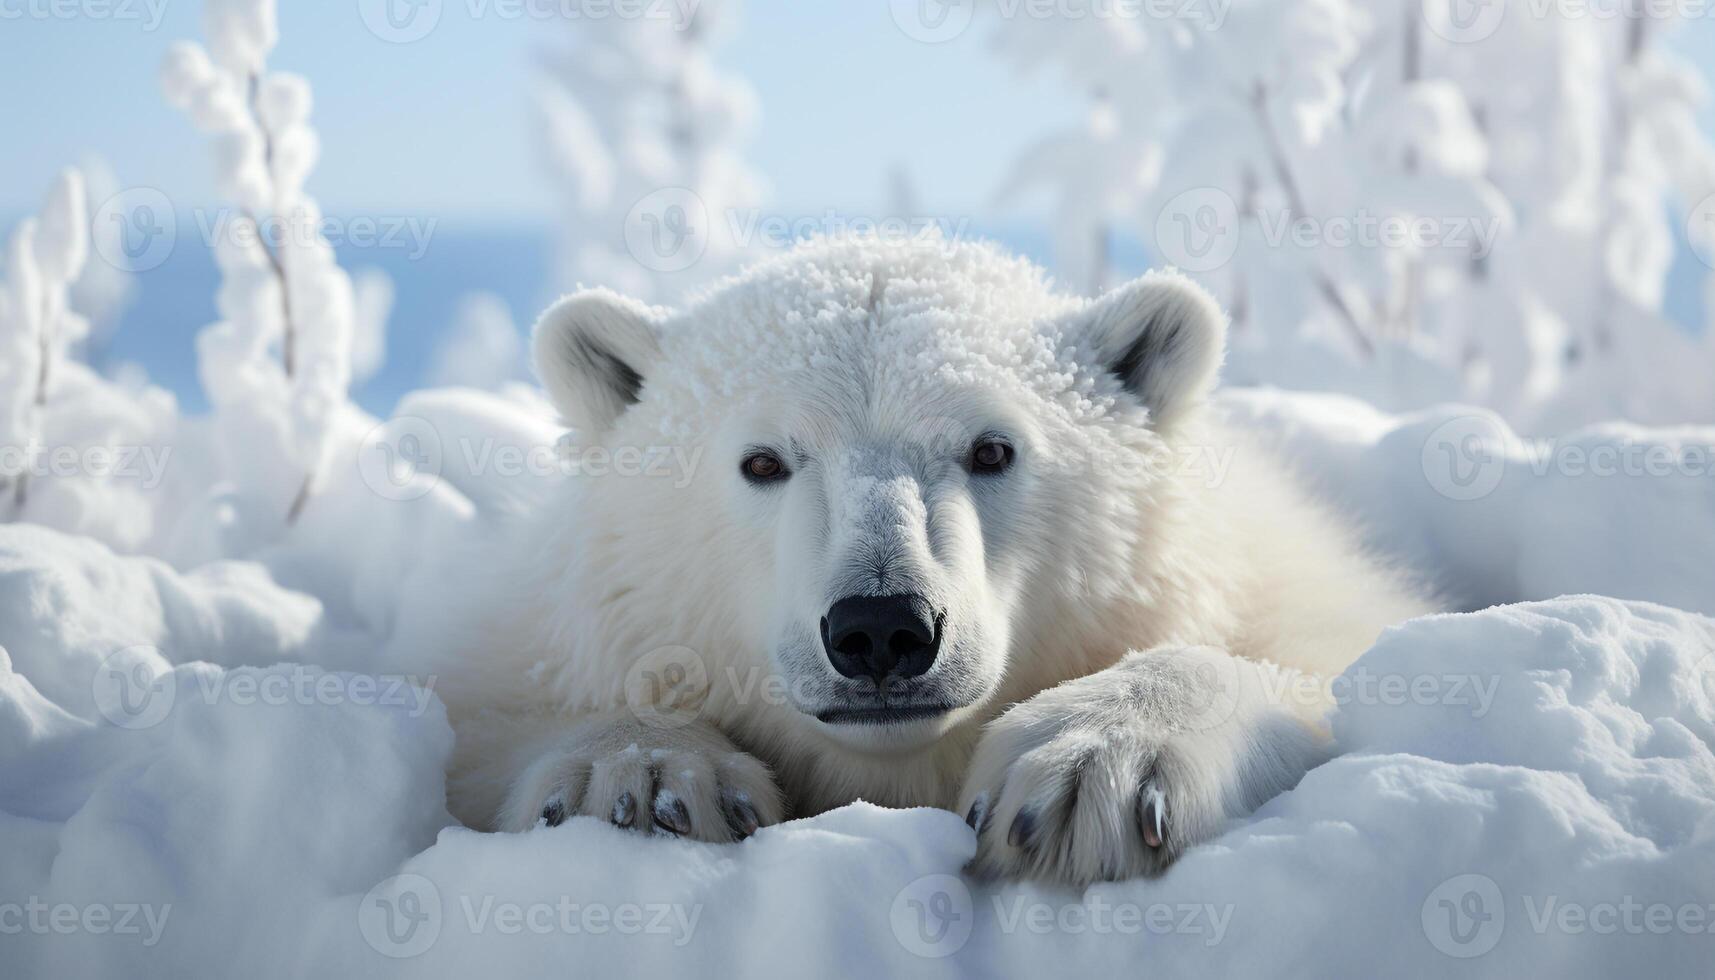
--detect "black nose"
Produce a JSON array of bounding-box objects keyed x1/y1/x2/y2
[{"x1": 821, "y1": 594, "x2": 942, "y2": 685}]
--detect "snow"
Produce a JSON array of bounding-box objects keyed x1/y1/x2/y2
[
  {"x1": 5, "y1": 2, "x2": 1715, "y2": 975},
  {"x1": 1, "y1": 386, "x2": 1712, "y2": 978},
  {"x1": 987, "y1": 0, "x2": 1715, "y2": 433},
  {"x1": 1219, "y1": 389, "x2": 1715, "y2": 616}
]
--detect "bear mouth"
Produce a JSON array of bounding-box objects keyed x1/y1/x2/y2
[{"x1": 814, "y1": 703, "x2": 956, "y2": 726}]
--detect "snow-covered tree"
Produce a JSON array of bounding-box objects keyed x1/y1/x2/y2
[
  {"x1": 993, "y1": 88, "x2": 1154, "y2": 297},
  {"x1": 160, "y1": 0, "x2": 360, "y2": 527},
  {"x1": 535, "y1": 0, "x2": 762, "y2": 302},
  {"x1": 0, "y1": 169, "x2": 90, "y2": 516},
  {"x1": 68, "y1": 158, "x2": 138, "y2": 366},
  {"x1": 982, "y1": 0, "x2": 1715, "y2": 430}
]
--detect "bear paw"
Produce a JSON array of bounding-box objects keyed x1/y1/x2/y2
[
  {"x1": 957, "y1": 645, "x2": 1329, "y2": 885},
  {"x1": 500, "y1": 714, "x2": 784, "y2": 843}
]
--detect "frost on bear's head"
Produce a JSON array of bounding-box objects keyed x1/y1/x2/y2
[{"x1": 531, "y1": 239, "x2": 1227, "y2": 754}]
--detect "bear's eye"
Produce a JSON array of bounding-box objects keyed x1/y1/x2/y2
[
  {"x1": 741, "y1": 450, "x2": 789, "y2": 484},
  {"x1": 969, "y1": 438, "x2": 1014, "y2": 475}
]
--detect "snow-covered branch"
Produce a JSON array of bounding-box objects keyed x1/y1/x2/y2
[
  {"x1": 160, "y1": 0, "x2": 358, "y2": 528},
  {"x1": 0, "y1": 169, "x2": 90, "y2": 516},
  {"x1": 981, "y1": 0, "x2": 1715, "y2": 430},
  {"x1": 535, "y1": 0, "x2": 762, "y2": 302}
]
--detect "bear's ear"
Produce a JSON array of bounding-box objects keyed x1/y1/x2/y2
[
  {"x1": 1066, "y1": 270, "x2": 1227, "y2": 430},
  {"x1": 532, "y1": 288, "x2": 664, "y2": 433}
]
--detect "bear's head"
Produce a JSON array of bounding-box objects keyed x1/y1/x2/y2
[{"x1": 532, "y1": 237, "x2": 1226, "y2": 756}]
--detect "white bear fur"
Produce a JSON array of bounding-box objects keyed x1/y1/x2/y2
[{"x1": 440, "y1": 236, "x2": 1435, "y2": 884}]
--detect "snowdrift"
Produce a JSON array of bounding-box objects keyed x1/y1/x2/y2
[{"x1": 1, "y1": 388, "x2": 1712, "y2": 978}]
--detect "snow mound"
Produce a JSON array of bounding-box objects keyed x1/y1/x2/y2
[
  {"x1": 1, "y1": 387, "x2": 1712, "y2": 977},
  {"x1": 1219, "y1": 389, "x2": 1715, "y2": 615},
  {"x1": 2, "y1": 566, "x2": 1713, "y2": 976}
]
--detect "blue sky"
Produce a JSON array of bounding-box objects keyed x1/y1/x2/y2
[
  {"x1": 0, "y1": 1, "x2": 1075, "y2": 217},
  {"x1": 3, "y1": 3, "x2": 1713, "y2": 414},
  {"x1": 2, "y1": 4, "x2": 1713, "y2": 217}
]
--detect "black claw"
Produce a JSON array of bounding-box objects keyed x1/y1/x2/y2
[
  {"x1": 541, "y1": 798, "x2": 566, "y2": 828},
  {"x1": 1139, "y1": 788, "x2": 1166, "y2": 849},
  {"x1": 726, "y1": 797, "x2": 760, "y2": 839},
  {"x1": 653, "y1": 795, "x2": 692, "y2": 836},
  {"x1": 611, "y1": 791, "x2": 637, "y2": 828},
  {"x1": 1007, "y1": 809, "x2": 1037, "y2": 850},
  {"x1": 965, "y1": 794, "x2": 989, "y2": 833}
]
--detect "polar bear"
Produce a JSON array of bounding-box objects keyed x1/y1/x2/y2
[{"x1": 445, "y1": 236, "x2": 1433, "y2": 885}]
